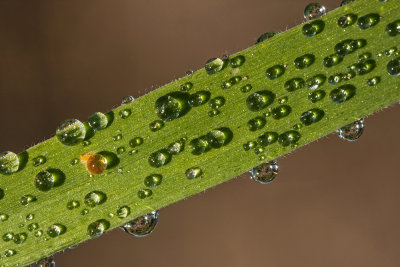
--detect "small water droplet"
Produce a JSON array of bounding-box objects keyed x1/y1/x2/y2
[
  {"x1": 71, "y1": 158, "x2": 79, "y2": 165},
  {"x1": 129, "y1": 137, "x2": 144, "y2": 147},
  {"x1": 294, "y1": 54, "x2": 315, "y2": 69},
  {"x1": 56, "y1": 119, "x2": 86, "y2": 146},
  {"x1": 189, "y1": 136, "x2": 210, "y2": 155},
  {"x1": 28, "y1": 223, "x2": 39, "y2": 231},
  {"x1": 250, "y1": 161, "x2": 278, "y2": 184},
  {"x1": 387, "y1": 58, "x2": 400, "y2": 76},
  {"x1": 137, "y1": 189, "x2": 152, "y2": 199},
  {"x1": 0, "y1": 213, "x2": 9, "y2": 222},
  {"x1": 358, "y1": 13, "x2": 380, "y2": 30},
  {"x1": 205, "y1": 57, "x2": 225, "y2": 75},
  {"x1": 330, "y1": 84, "x2": 356, "y2": 104},
  {"x1": 257, "y1": 132, "x2": 278, "y2": 147},
  {"x1": 265, "y1": 64, "x2": 285, "y2": 80},
  {"x1": 337, "y1": 13, "x2": 357, "y2": 28},
  {"x1": 155, "y1": 92, "x2": 191, "y2": 121},
  {"x1": 0, "y1": 151, "x2": 20, "y2": 174},
  {"x1": 67, "y1": 200, "x2": 80, "y2": 210},
  {"x1": 47, "y1": 223, "x2": 66, "y2": 238},
  {"x1": 246, "y1": 91, "x2": 275, "y2": 111},
  {"x1": 119, "y1": 109, "x2": 131, "y2": 119},
  {"x1": 189, "y1": 91, "x2": 211, "y2": 107},
  {"x1": 32, "y1": 155, "x2": 46, "y2": 167},
  {"x1": 278, "y1": 96, "x2": 288, "y2": 104},
  {"x1": 81, "y1": 209, "x2": 89, "y2": 215},
  {"x1": 128, "y1": 149, "x2": 138, "y2": 155},
  {"x1": 149, "y1": 120, "x2": 165, "y2": 132},
  {"x1": 353, "y1": 59, "x2": 376, "y2": 75},
  {"x1": 26, "y1": 213, "x2": 34, "y2": 221},
  {"x1": 4, "y1": 249, "x2": 16, "y2": 257},
  {"x1": 229, "y1": 55, "x2": 245, "y2": 68},
  {"x1": 2, "y1": 232, "x2": 14, "y2": 242},
  {"x1": 367, "y1": 76, "x2": 381, "y2": 86},
  {"x1": 206, "y1": 128, "x2": 233, "y2": 148},
  {"x1": 221, "y1": 80, "x2": 233, "y2": 90},
  {"x1": 121, "y1": 210, "x2": 159, "y2": 237},
  {"x1": 208, "y1": 109, "x2": 220, "y2": 117},
  {"x1": 293, "y1": 123, "x2": 302, "y2": 130},
  {"x1": 243, "y1": 141, "x2": 257, "y2": 151},
  {"x1": 117, "y1": 206, "x2": 131, "y2": 219},
  {"x1": 117, "y1": 147, "x2": 126, "y2": 154},
  {"x1": 20, "y1": 195, "x2": 37, "y2": 206},
  {"x1": 148, "y1": 149, "x2": 171, "y2": 168},
  {"x1": 323, "y1": 54, "x2": 343, "y2": 68},
  {"x1": 180, "y1": 82, "x2": 193, "y2": 92},
  {"x1": 36, "y1": 256, "x2": 55, "y2": 267},
  {"x1": 307, "y1": 74, "x2": 326, "y2": 90},
  {"x1": 278, "y1": 131, "x2": 301, "y2": 147},
  {"x1": 88, "y1": 112, "x2": 109, "y2": 130},
  {"x1": 13, "y1": 232, "x2": 27, "y2": 244},
  {"x1": 334, "y1": 39, "x2": 359, "y2": 56},
  {"x1": 254, "y1": 147, "x2": 264, "y2": 155},
  {"x1": 144, "y1": 174, "x2": 162, "y2": 188},
  {"x1": 302, "y1": 20, "x2": 325, "y2": 37},
  {"x1": 256, "y1": 32, "x2": 276, "y2": 43},
  {"x1": 168, "y1": 139, "x2": 185, "y2": 154},
  {"x1": 35, "y1": 230, "x2": 43, "y2": 237},
  {"x1": 185, "y1": 167, "x2": 203, "y2": 179},
  {"x1": 209, "y1": 96, "x2": 226, "y2": 109},
  {"x1": 84, "y1": 191, "x2": 107, "y2": 207},
  {"x1": 284, "y1": 78, "x2": 305, "y2": 92},
  {"x1": 271, "y1": 105, "x2": 292, "y2": 120},
  {"x1": 328, "y1": 74, "x2": 342, "y2": 85},
  {"x1": 386, "y1": 20, "x2": 400, "y2": 36},
  {"x1": 304, "y1": 3, "x2": 326, "y2": 20},
  {"x1": 338, "y1": 119, "x2": 364, "y2": 141},
  {"x1": 248, "y1": 116, "x2": 266, "y2": 131},
  {"x1": 240, "y1": 84, "x2": 253, "y2": 93},
  {"x1": 121, "y1": 96, "x2": 134, "y2": 105},
  {"x1": 300, "y1": 109, "x2": 325, "y2": 126},
  {"x1": 88, "y1": 219, "x2": 110, "y2": 237}
]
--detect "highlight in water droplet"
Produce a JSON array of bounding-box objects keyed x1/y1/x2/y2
[
  {"x1": 250, "y1": 161, "x2": 279, "y2": 184},
  {"x1": 121, "y1": 210, "x2": 159, "y2": 237},
  {"x1": 304, "y1": 3, "x2": 326, "y2": 21},
  {"x1": 337, "y1": 119, "x2": 364, "y2": 141}
]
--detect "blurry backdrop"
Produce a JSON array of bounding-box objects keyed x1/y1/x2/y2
[{"x1": 0, "y1": 0, "x2": 399, "y2": 266}]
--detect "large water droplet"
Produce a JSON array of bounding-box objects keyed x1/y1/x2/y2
[
  {"x1": 265, "y1": 65, "x2": 285, "y2": 80},
  {"x1": 56, "y1": 119, "x2": 86, "y2": 146},
  {"x1": 185, "y1": 167, "x2": 203, "y2": 179},
  {"x1": 34, "y1": 170, "x2": 56, "y2": 191},
  {"x1": 338, "y1": 119, "x2": 364, "y2": 141},
  {"x1": 121, "y1": 210, "x2": 159, "y2": 237},
  {"x1": 302, "y1": 20, "x2": 325, "y2": 37},
  {"x1": 246, "y1": 91, "x2": 275, "y2": 111},
  {"x1": 337, "y1": 13, "x2": 357, "y2": 28},
  {"x1": 358, "y1": 13, "x2": 380, "y2": 30},
  {"x1": 387, "y1": 58, "x2": 400, "y2": 76},
  {"x1": 144, "y1": 174, "x2": 162, "y2": 188},
  {"x1": 250, "y1": 161, "x2": 279, "y2": 184},
  {"x1": 47, "y1": 223, "x2": 66, "y2": 238},
  {"x1": 36, "y1": 256, "x2": 55, "y2": 267},
  {"x1": 88, "y1": 219, "x2": 110, "y2": 237},
  {"x1": 256, "y1": 32, "x2": 276, "y2": 43},
  {"x1": 148, "y1": 149, "x2": 171, "y2": 168},
  {"x1": 300, "y1": 108, "x2": 325, "y2": 126},
  {"x1": 304, "y1": 3, "x2": 326, "y2": 20},
  {"x1": 121, "y1": 96, "x2": 134, "y2": 105},
  {"x1": 155, "y1": 92, "x2": 190, "y2": 121},
  {"x1": 205, "y1": 58, "x2": 225, "y2": 75},
  {"x1": 84, "y1": 191, "x2": 107, "y2": 207},
  {"x1": 88, "y1": 112, "x2": 109, "y2": 130},
  {"x1": 278, "y1": 131, "x2": 301, "y2": 147},
  {"x1": 386, "y1": 20, "x2": 400, "y2": 36},
  {"x1": 330, "y1": 84, "x2": 356, "y2": 104},
  {"x1": 0, "y1": 151, "x2": 20, "y2": 175}
]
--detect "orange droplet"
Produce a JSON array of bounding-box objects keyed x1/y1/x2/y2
[{"x1": 86, "y1": 154, "x2": 107, "y2": 174}]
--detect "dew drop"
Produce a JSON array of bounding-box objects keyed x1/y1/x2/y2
[
  {"x1": 121, "y1": 96, "x2": 134, "y2": 105},
  {"x1": 271, "y1": 105, "x2": 292, "y2": 120},
  {"x1": 330, "y1": 84, "x2": 356, "y2": 104},
  {"x1": 367, "y1": 76, "x2": 381, "y2": 86},
  {"x1": 71, "y1": 158, "x2": 79, "y2": 165},
  {"x1": 189, "y1": 91, "x2": 211, "y2": 107},
  {"x1": 2, "y1": 233, "x2": 13, "y2": 241},
  {"x1": 254, "y1": 147, "x2": 264, "y2": 155},
  {"x1": 20, "y1": 195, "x2": 37, "y2": 206},
  {"x1": 129, "y1": 137, "x2": 144, "y2": 147},
  {"x1": 117, "y1": 206, "x2": 131, "y2": 219},
  {"x1": 117, "y1": 147, "x2": 126, "y2": 154},
  {"x1": 337, "y1": 14, "x2": 357, "y2": 28},
  {"x1": 338, "y1": 119, "x2": 364, "y2": 141},
  {"x1": 256, "y1": 32, "x2": 276, "y2": 43},
  {"x1": 208, "y1": 109, "x2": 220, "y2": 117},
  {"x1": 190, "y1": 137, "x2": 210, "y2": 155},
  {"x1": 257, "y1": 132, "x2": 278, "y2": 147},
  {"x1": 28, "y1": 223, "x2": 39, "y2": 231},
  {"x1": 35, "y1": 230, "x2": 43, "y2": 237},
  {"x1": 246, "y1": 91, "x2": 275, "y2": 111},
  {"x1": 250, "y1": 161, "x2": 278, "y2": 184},
  {"x1": 243, "y1": 141, "x2": 257, "y2": 151},
  {"x1": 387, "y1": 58, "x2": 400, "y2": 76},
  {"x1": 13, "y1": 233, "x2": 27, "y2": 244},
  {"x1": 229, "y1": 55, "x2": 245, "y2": 68},
  {"x1": 278, "y1": 131, "x2": 301, "y2": 147},
  {"x1": 26, "y1": 213, "x2": 34, "y2": 221},
  {"x1": 149, "y1": 120, "x2": 165, "y2": 132},
  {"x1": 168, "y1": 139, "x2": 185, "y2": 154},
  {"x1": 304, "y1": 3, "x2": 325, "y2": 20},
  {"x1": 32, "y1": 155, "x2": 46, "y2": 167},
  {"x1": 357, "y1": 13, "x2": 380, "y2": 30},
  {"x1": 0, "y1": 213, "x2": 9, "y2": 222},
  {"x1": 358, "y1": 52, "x2": 372, "y2": 62},
  {"x1": 180, "y1": 82, "x2": 193, "y2": 92},
  {"x1": 205, "y1": 58, "x2": 225, "y2": 75},
  {"x1": 148, "y1": 149, "x2": 171, "y2": 168},
  {"x1": 137, "y1": 189, "x2": 152, "y2": 199},
  {"x1": 67, "y1": 200, "x2": 80, "y2": 210},
  {"x1": 119, "y1": 109, "x2": 131, "y2": 119},
  {"x1": 36, "y1": 256, "x2": 55, "y2": 267},
  {"x1": 4, "y1": 249, "x2": 16, "y2": 257},
  {"x1": 88, "y1": 219, "x2": 110, "y2": 237},
  {"x1": 144, "y1": 174, "x2": 162, "y2": 188},
  {"x1": 323, "y1": 54, "x2": 343, "y2": 68},
  {"x1": 209, "y1": 96, "x2": 225, "y2": 109},
  {"x1": 121, "y1": 210, "x2": 159, "y2": 237},
  {"x1": 0, "y1": 151, "x2": 20, "y2": 175},
  {"x1": 206, "y1": 128, "x2": 233, "y2": 148},
  {"x1": 300, "y1": 108, "x2": 325, "y2": 126},
  {"x1": 352, "y1": 59, "x2": 376, "y2": 75},
  {"x1": 81, "y1": 209, "x2": 89, "y2": 215},
  {"x1": 84, "y1": 191, "x2": 107, "y2": 207},
  {"x1": 334, "y1": 39, "x2": 359, "y2": 56},
  {"x1": 307, "y1": 74, "x2": 326, "y2": 90},
  {"x1": 302, "y1": 20, "x2": 325, "y2": 37},
  {"x1": 185, "y1": 167, "x2": 203, "y2": 179},
  {"x1": 155, "y1": 92, "x2": 191, "y2": 121},
  {"x1": 34, "y1": 170, "x2": 57, "y2": 191},
  {"x1": 284, "y1": 78, "x2": 305, "y2": 92},
  {"x1": 241, "y1": 84, "x2": 253, "y2": 93},
  {"x1": 56, "y1": 119, "x2": 86, "y2": 146},
  {"x1": 386, "y1": 20, "x2": 400, "y2": 36},
  {"x1": 248, "y1": 116, "x2": 266, "y2": 131},
  {"x1": 328, "y1": 74, "x2": 342, "y2": 85},
  {"x1": 294, "y1": 54, "x2": 315, "y2": 69},
  {"x1": 266, "y1": 64, "x2": 285, "y2": 80},
  {"x1": 47, "y1": 223, "x2": 66, "y2": 238},
  {"x1": 84, "y1": 153, "x2": 107, "y2": 174},
  {"x1": 88, "y1": 112, "x2": 109, "y2": 130}
]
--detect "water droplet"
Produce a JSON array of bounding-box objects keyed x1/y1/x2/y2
[
  {"x1": 149, "y1": 120, "x2": 165, "y2": 132},
  {"x1": 246, "y1": 91, "x2": 275, "y2": 111},
  {"x1": 205, "y1": 58, "x2": 225, "y2": 75},
  {"x1": 387, "y1": 58, "x2": 400, "y2": 76},
  {"x1": 189, "y1": 91, "x2": 211, "y2": 107},
  {"x1": 334, "y1": 39, "x2": 359, "y2": 56},
  {"x1": 221, "y1": 81, "x2": 232, "y2": 90},
  {"x1": 300, "y1": 109, "x2": 325, "y2": 126},
  {"x1": 256, "y1": 32, "x2": 276, "y2": 43},
  {"x1": 13, "y1": 233, "x2": 27, "y2": 244},
  {"x1": 209, "y1": 96, "x2": 226, "y2": 109},
  {"x1": 26, "y1": 213, "x2": 34, "y2": 221},
  {"x1": 302, "y1": 20, "x2": 325, "y2": 37},
  {"x1": 3, "y1": 233, "x2": 13, "y2": 241},
  {"x1": 367, "y1": 76, "x2": 381, "y2": 86},
  {"x1": 116, "y1": 206, "x2": 131, "y2": 219},
  {"x1": 119, "y1": 109, "x2": 131, "y2": 119},
  {"x1": 121, "y1": 95, "x2": 134, "y2": 105},
  {"x1": 294, "y1": 54, "x2": 315, "y2": 69},
  {"x1": 67, "y1": 200, "x2": 80, "y2": 210},
  {"x1": 144, "y1": 174, "x2": 162, "y2": 188},
  {"x1": 4, "y1": 249, "x2": 16, "y2": 257},
  {"x1": 358, "y1": 13, "x2": 380, "y2": 30},
  {"x1": 148, "y1": 149, "x2": 171, "y2": 168},
  {"x1": 328, "y1": 74, "x2": 342, "y2": 85},
  {"x1": 254, "y1": 147, "x2": 264, "y2": 155},
  {"x1": 117, "y1": 147, "x2": 126, "y2": 154},
  {"x1": 28, "y1": 223, "x2": 39, "y2": 231},
  {"x1": 190, "y1": 137, "x2": 210, "y2": 155},
  {"x1": 36, "y1": 256, "x2": 55, "y2": 267},
  {"x1": 137, "y1": 189, "x2": 152, "y2": 199},
  {"x1": 47, "y1": 223, "x2": 66, "y2": 238},
  {"x1": 323, "y1": 54, "x2": 343, "y2": 68},
  {"x1": 284, "y1": 78, "x2": 305, "y2": 92},
  {"x1": 208, "y1": 109, "x2": 220, "y2": 117},
  {"x1": 180, "y1": 82, "x2": 193, "y2": 92},
  {"x1": 307, "y1": 74, "x2": 326, "y2": 90},
  {"x1": 248, "y1": 116, "x2": 266, "y2": 131},
  {"x1": 250, "y1": 161, "x2": 278, "y2": 184},
  {"x1": 34, "y1": 170, "x2": 57, "y2": 191},
  {"x1": 20, "y1": 195, "x2": 37, "y2": 206},
  {"x1": 229, "y1": 55, "x2": 245, "y2": 68},
  {"x1": 352, "y1": 59, "x2": 376, "y2": 75},
  {"x1": 338, "y1": 119, "x2": 364, "y2": 141},
  {"x1": 278, "y1": 96, "x2": 288, "y2": 104},
  {"x1": 265, "y1": 64, "x2": 285, "y2": 80},
  {"x1": 84, "y1": 153, "x2": 107, "y2": 174},
  {"x1": 0, "y1": 213, "x2": 9, "y2": 222},
  {"x1": 56, "y1": 119, "x2": 86, "y2": 146},
  {"x1": 0, "y1": 151, "x2": 20, "y2": 174},
  {"x1": 71, "y1": 158, "x2": 79, "y2": 165},
  {"x1": 155, "y1": 92, "x2": 190, "y2": 121},
  {"x1": 343, "y1": 71, "x2": 356, "y2": 80},
  {"x1": 330, "y1": 84, "x2": 356, "y2": 104},
  {"x1": 278, "y1": 131, "x2": 301, "y2": 147},
  {"x1": 35, "y1": 230, "x2": 43, "y2": 237},
  {"x1": 337, "y1": 13, "x2": 357, "y2": 28},
  {"x1": 84, "y1": 191, "x2": 107, "y2": 207},
  {"x1": 81, "y1": 209, "x2": 89, "y2": 215},
  {"x1": 206, "y1": 128, "x2": 233, "y2": 148},
  {"x1": 243, "y1": 141, "x2": 256, "y2": 151},
  {"x1": 88, "y1": 219, "x2": 110, "y2": 237},
  {"x1": 271, "y1": 105, "x2": 292, "y2": 120},
  {"x1": 168, "y1": 139, "x2": 185, "y2": 154},
  {"x1": 88, "y1": 112, "x2": 109, "y2": 130},
  {"x1": 340, "y1": 0, "x2": 355, "y2": 6},
  {"x1": 240, "y1": 84, "x2": 253, "y2": 93},
  {"x1": 185, "y1": 167, "x2": 203, "y2": 179},
  {"x1": 386, "y1": 20, "x2": 400, "y2": 36},
  {"x1": 129, "y1": 137, "x2": 144, "y2": 147},
  {"x1": 257, "y1": 132, "x2": 278, "y2": 147},
  {"x1": 358, "y1": 52, "x2": 372, "y2": 62},
  {"x1": 32, "y1": 155, "x2": 46, "y2": 167},
  {"x1": 304, "y1": 3, "x2": 326, "y2": 20},
  {"x1": 121, "y1": 210, "x2": 159, "y2": 237},
  {"x1": 82, "y1": 140, "x2": 91, "y2": 147}
]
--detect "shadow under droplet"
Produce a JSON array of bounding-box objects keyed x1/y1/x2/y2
[{"x1": 17, "y1": 151, "x2": 29, "y2": 172}]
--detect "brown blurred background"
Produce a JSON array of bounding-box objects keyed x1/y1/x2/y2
[{"x1": 0, "y1": 0, "x2": 399, "y2": 266}]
